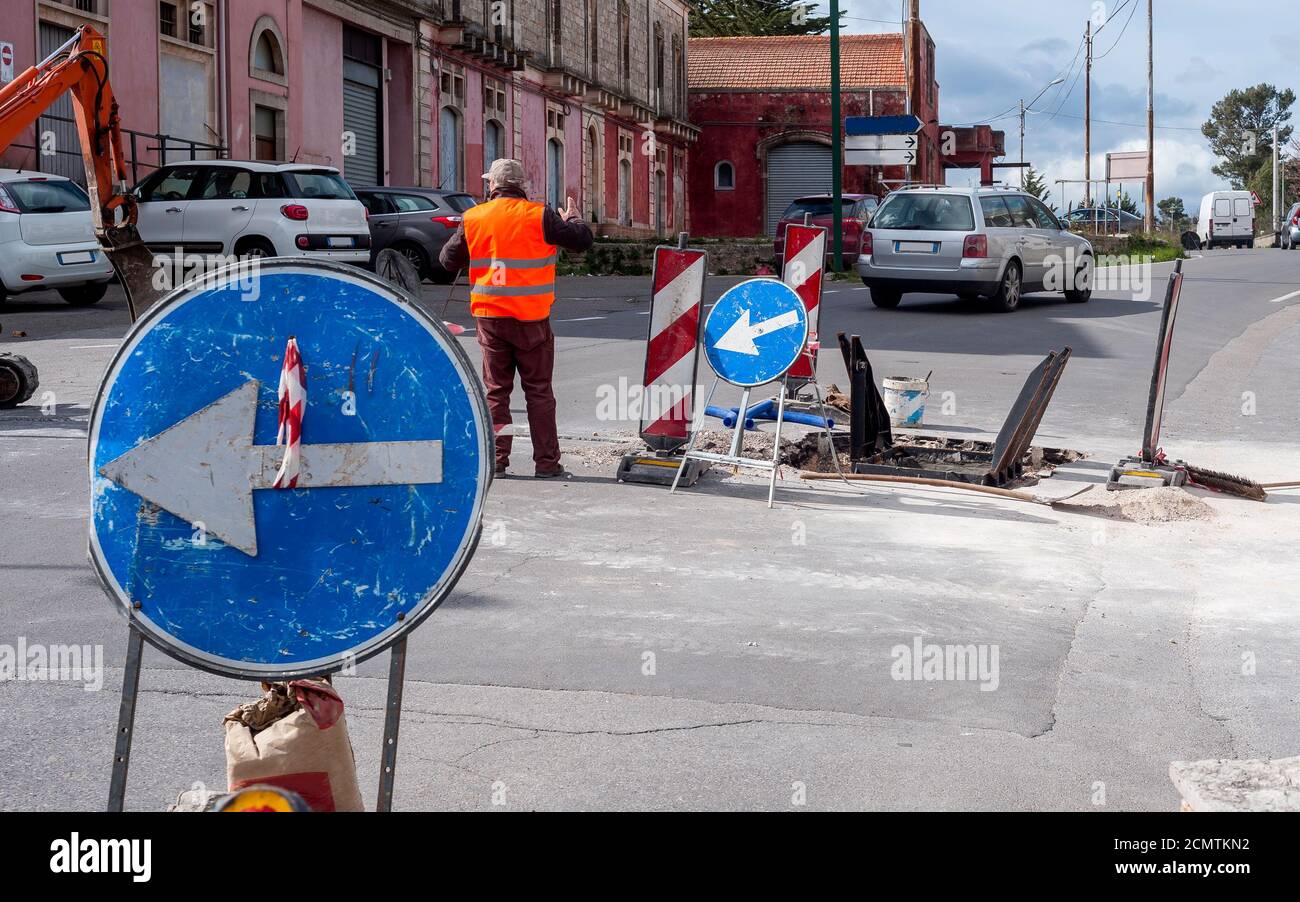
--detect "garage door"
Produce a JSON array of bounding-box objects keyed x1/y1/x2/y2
[
  {"x1": 765, "y1": 142, "x2": 832, "y2": 235},
  {"x1": 343, "y1": 61, "x2": 382, "y2": 187}
]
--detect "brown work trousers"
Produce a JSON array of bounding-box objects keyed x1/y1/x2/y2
[{"x1": 475, "y1": 316, "x2": 560, "y2": 472}]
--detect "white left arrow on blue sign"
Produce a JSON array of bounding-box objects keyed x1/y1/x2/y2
[
  {"x1": 714, "y1": 308, "x2": 802, "y2": 356},
  {"x1": 97, "y1": 380, "x2": 443, "y2": 557}
]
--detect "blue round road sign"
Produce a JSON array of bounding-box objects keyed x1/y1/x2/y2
[
  {"x1": 88, "y1": 261, "x2": 491, "y2": 678},
  {"x1": 703, "y1": 279, "x2": 809, "y2": 387}
]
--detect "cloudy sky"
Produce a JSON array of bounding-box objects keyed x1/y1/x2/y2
[{"x1": 839, "y1": 0, "x2": 1289, "y2": 212}]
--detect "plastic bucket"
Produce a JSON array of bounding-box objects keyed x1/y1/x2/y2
[{"x1": 883, "y1": 376, "x2": 929, "y2": 428}]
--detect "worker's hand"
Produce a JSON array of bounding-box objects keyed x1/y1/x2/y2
[{"x1": 562, "y1": 195, "x2": 581, "y2": 222}]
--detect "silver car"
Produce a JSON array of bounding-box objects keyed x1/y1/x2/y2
[
  {"x1": 1280, "y1": 203, "x2": 1300, "y2": 250},
  {"x1": 857, "y1": 186, "x2": 1095, "y2": 312}
]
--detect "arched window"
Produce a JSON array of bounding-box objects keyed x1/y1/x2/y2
[
  {"x1": 439, "y1": 106, "x2": 463, "y2": 191},
  {"x1": 546, "y1": 138, "x2": 564, "y2": 208},
  {"x1": 549, "y1": 0, "x2": 562, "y2": 63},
  {"x1": 585, "y1": 124, "x2": 600, "y2": 222},
  {"x1": 653, "y1": 24, "x2": 664, "y2": 109},
  {"x1": 587, "y1": 0, "x2": 599, "y2": 74},
  {"x1": 618, "y1": 158, "x2": 631, "y2": 226},
  {"x1": 714, "y1": 161, "x2": 735, "y2": 191},
  {"x1": 484, "y1": 119, "x2": 504, "y2": 172},
  {"x1": 249, "y1": 16, "x2": 286, "y2": 84},
  {"x1": 618, "y1": 1, "x2": 630, "y2": 91}
]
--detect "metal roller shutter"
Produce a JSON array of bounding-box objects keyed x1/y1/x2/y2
[
  {"x1": 343, "y1": 60, "x2": 382, "y2": 187},
  {"x1": 765, "y1": 142, "x2": 832, "y2": 235},
  {"x1": 37, "y1": 22, "x2": 84, "y2": 185}
]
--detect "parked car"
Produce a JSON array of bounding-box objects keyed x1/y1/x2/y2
[
  {"x1": 0, "y1": 169, "x2": 115, "y2": 306},
  {"x1": 131, "y1": 160, "x2": 371, "y2": 263},
  {"x1": 774, "y1": 193, "x2": 879, "y2": 269},
  {"x1": 1061, "y1": 206, "x2": 1143, "y2": 234},
  {"x1": 1280, "y1": 202, "x2": 1300, "y2": 250},
  {"x1": 857, "y1": 185, "x2": 1094, "y2": 312},
  {"x1": 354, "y1": 187, "x2": 477, "y2": 283},
  {"x1": 1195, "y1": 190, "x2": 1255, "y2": 249}
]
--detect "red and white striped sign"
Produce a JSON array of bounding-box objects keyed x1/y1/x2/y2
[
  {"x1": 640, "y1": 247, "x2": 707, "y2": 451},
  {"x1": 782, "y1": 224, "x2": 827, "y2": 381},
  {"x1": 273, "y1": 336, "x2": 306, "y2": 488}
]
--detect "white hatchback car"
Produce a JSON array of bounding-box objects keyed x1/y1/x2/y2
[
  {"x1": 0, "y1": 169, "x2": 115, "y2": 306},
  {"x1": 132, "y1": 160, "x2": 370, "y2": 263}
]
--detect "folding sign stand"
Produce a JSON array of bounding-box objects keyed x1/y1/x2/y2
[
  {"x1": 617, "y1": 233, "x2": 712, "y2": 488},
  {"x1": 93, "y1": 261, "x2": 491, "y2": 814},
  {"x1": 671, "y1": 278, "x2": 834, "y2": 508},
  {"x1": 107, "y1": 629, "x2": 410, "y2": 813}
]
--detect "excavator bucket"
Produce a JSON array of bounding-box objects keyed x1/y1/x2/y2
[{"x1": 100, "y1": 224, "x2": 166, "y2": 321}]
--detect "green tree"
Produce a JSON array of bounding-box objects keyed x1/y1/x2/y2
[
  {"x1": 1021, "y1": 166, "x2": 1057, "y2": 212},
  {"x1": 1202, "y1": 84, "x2": 1295, "y2": 188},
  {"x1": 1113, "y1": 186, "x2": 1140, "y2": 216},
  {"x1": 1156, "y1": 196, "x2": 1188, "y2": 232},
  {"x1": 688, "y1": 0, "x2": 844, "y2": 37}
]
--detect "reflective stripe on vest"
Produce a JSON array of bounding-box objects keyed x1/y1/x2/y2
[{"x1": 464, "y1": 197, "x2": 558, "y2": 320}]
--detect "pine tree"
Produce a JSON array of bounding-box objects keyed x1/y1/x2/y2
[
  {"x1": 689, "y1": 0, "x2": 844, "y2": 37},
  {"x1": 1021, "y1": 166, "x2": 1056, "y2": 213}
]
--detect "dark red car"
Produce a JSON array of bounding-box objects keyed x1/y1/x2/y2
[{"x1": 773, "y1": 193, "x2": 879, "y2": 270}]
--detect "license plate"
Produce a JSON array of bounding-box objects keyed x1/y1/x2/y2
[
  {"x1": 326, "y1": 237, "x2": 354, "y2": 248},
  {"x1": 59, "y1": 250, "x2": 95, "y2": 265},
  {"x1": 895, "y1": 241, "x2": 939, "y2": 254}
]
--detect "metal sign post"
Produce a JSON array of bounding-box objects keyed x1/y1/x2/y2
[
  {"x1": 670, "y1": 279, "x2": 813, "y2": 508},
  {"x1": 91, "y1": 260, "x2": 491, "y2": 811}
]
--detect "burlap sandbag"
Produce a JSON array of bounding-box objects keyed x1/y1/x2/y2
[{"x1": 224, "y1": 678, "x2": 365, "y2": 812}]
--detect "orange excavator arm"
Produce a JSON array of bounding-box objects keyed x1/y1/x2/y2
[{"x1": 0, "y1": 26, "x2": 161, "y2": 319}]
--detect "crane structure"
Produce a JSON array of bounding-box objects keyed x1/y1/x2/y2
[{"x1": 0, "y1": 25, "x2": 162, "y2": 320}]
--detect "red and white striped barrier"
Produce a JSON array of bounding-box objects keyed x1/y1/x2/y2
[
  {"x1": 273, "y1": 336, "x2": 306, "y2": 488},
  {"x1": 640, "y1": 246, "x2": 707, "y2": 451},
  {"x1": 781, "y1": 224, "x2": 827, "y2": 382}
]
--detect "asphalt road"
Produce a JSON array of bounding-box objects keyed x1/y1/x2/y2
[{"x1": 2, "y1": 247, "x2": 1299, "y2": 810}]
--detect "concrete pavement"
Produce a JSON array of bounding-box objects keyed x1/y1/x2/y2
[{"x1": 2, "y1": 248, "x2": 1299, "y2": 810}]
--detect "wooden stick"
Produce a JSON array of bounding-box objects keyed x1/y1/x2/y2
[
  {"x1": 799, "y1": 471, "x2": 1052, "y2": 505},
  {"x1": 1262, "y1": 481, "x2": 1300, "y2": 490}
]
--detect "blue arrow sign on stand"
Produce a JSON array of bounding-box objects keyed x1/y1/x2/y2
[
  {"x1": 844, "y1": 114, "x2": 924, "y2": 137},
  {"x1": 88, "y1": 261, "x2": 491, "y2": 679},
  {"x1": 703, "y1": 279, "x2": 809, "y2": 388}
]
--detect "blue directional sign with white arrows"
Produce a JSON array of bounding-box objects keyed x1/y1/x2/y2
[
  {"x1": 88, "y1": 261, "x2": 491, "y2": 678},
  {"x1": 844, "y1": 114, "x2": 923, "y2": 136},
  {"x1": 703, "y1": 279, "x2": 809, "y2": 387}
]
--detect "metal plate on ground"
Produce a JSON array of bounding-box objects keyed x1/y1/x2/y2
[{"x1": 88, "y1": 260, "x2": 491, "y2": 679}]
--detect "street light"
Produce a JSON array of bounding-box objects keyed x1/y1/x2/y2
[{"x1": 1020, "y1": 77, "x2": 1065, "y2": 186}]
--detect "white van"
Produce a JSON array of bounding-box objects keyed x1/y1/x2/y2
[{"x1": 1196, "y1": 190, "x2": 1255, "y2": 249}]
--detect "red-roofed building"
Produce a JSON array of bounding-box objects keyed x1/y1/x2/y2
[{"x1": 687, "y1": 11, "x2": 945, "y2": 238}]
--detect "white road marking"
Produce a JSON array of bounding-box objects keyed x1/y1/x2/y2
[
  {"x1": 68, "y1": 344, "x2": 119, "y2": 349},
  {"x1": 561, "y1": 316, "x2": 605, "y2": 322},
  {"x1": 1269, "y1": 289, "x2": 1300, "y2": 304}
]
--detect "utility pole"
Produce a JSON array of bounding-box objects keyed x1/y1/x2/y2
[
  {"x1": 1019, "y1": 99, "x2": 1026, "y2": 187},
  {"x1": 1084, "y1": 20, "x2": 1092, "y2": 205},
  {"x1": 1145, "y1": 0, "x2": 1155, "y2": 232},
  {"x1": 1273, "y1": 122, "x2": 1281, "y2": 237},
  {"x1": 830, "y1": 0, "x2": 842, "y2": 272}
]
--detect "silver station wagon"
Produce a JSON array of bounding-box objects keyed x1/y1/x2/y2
[{"x1": 857, "y1": 185, "x2": 1095, "y2": 312}]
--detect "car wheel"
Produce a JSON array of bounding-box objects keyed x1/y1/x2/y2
[
  {"x1": 0, "y1": 353, "x2": 39, "y2": 409},
  {"x1": 235, "y1": 238, "x2": 276, "y2": 261},
  {"x1": 991, "y1": 261, "x2": 1022, "y2": 312},
  {"x1": 1064, "y1": 257, "x2": 1092, "y2": 303},
  {"x1": 870, "y1": 288, "x2": 902, "y2": 309},
  {"x1": 393, "y1": 243, "x2": 431, "y2": 281},
  {"x1": 428, "y1": 265, "x2": 457, "y2": 285},
  {"x1": 57, "y1": 282, "x2": 108, "y2": 306}
]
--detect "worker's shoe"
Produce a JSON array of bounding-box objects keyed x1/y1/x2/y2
[
  {"x1": 534, "y1": 465, "x2": 569, "y2": 479},
  {"x1": 495, "y1": 464, "x2": 508, "y2": 476}
]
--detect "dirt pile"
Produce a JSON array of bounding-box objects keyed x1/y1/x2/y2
[{"x1": 1053, "y1": 485, "x2": 1216, "y2": 524}]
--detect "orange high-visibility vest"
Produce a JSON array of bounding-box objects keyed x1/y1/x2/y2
[{"x1": 464, "y1": 197, "x2": 558, "y2": 320}]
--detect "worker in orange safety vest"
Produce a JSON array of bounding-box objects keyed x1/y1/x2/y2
[{"x1": 440, "y1": 159, "x2": 593, "y2": 477}]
